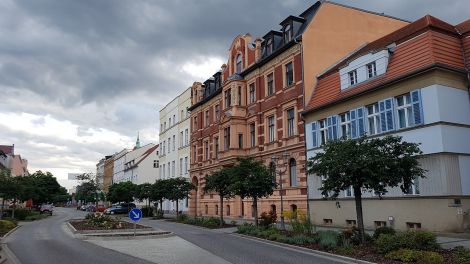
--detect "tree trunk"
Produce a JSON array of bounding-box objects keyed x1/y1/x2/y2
[
  {"x1": 253, "y1": 197, "x2": 258, "y2": 227},
  {"x1": 160, "y1": 199, "x2": 163, "y2": 212},
  {"x1": 0, "y1": 198, "x2": 4, "y2": 220},
  {"x1": 354, "y1": 186, "x2": 365, "y2": 243},
  {"x1": 175, "y1": 199, "x2": 179, "y2": 216},
  {"x1": 219, "y1": 195, "x2": 224, "y2": 227},
  {"x1": 12, "y1": 198, "x2": 16, "y2": 219}
]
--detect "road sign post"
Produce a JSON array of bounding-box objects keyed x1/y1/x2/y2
[{"x1": 129, "y1": 208, "x2": 142, "y2": 237}]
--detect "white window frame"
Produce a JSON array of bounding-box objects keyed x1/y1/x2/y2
[
  {"x1": 367, "y1": 62, "x2": 377, "y2": 78},
  {"x1": 268, "y1": 116, "x2": 275, "y2": 143},
  {"x1": 348, "y1": 70, "x2": 357, "y2": 86},
  {"x1": 366, "y1": 103, "x2": 380, "y2": 135}
]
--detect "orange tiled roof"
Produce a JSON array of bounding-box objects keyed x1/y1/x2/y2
[
  {"x1": 0, "y1": 145, "x2": 14, "y2": 155},
  {"x1": 304, "y1": 15, "x2": 468, "y2": 112}
]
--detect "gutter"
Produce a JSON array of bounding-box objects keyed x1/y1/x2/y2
[{"x1": 455, "y1": 28, "x2": 470, "y2": 102}]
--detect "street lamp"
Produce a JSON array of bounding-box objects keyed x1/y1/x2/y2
[{"x1": 271, "y1": 151, "x2": 290, "y2": 230}]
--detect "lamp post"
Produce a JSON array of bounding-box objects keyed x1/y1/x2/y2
[{"x1": 271, "y1": 151, "x2": 290, "y2": 230}]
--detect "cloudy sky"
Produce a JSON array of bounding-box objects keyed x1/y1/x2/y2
[{"x1": 0, "y1": 0, "x2": 467, "y2": 188}]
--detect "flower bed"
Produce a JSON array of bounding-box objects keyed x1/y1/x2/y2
[
  {"x1": 0, "y1": 219, "x2": 16, "y2": 237},
  {"x1": 69, "y1": 213, "x2": 148, "y2": 231},
  {"x1": 174, "y1": 215, "x2": 235, "y2": 229}
]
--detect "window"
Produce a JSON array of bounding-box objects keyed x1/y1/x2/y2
[
  {"x1": 285, "y1": 62, "x2": 294, "y2": 87},
  {"x1": 266, "y1": 38, "x2": 273, "y2": 55},
  {"x1": 226, "y1": 205, "x2": 231, "y2": 216},
  {"x1": 238, "y1": 134, "x2": 243, "y2": 149},
  {"x1": 289, "y1": 158, "x2": 297, "y2": 187},
  {"x1": 173, "y1": 114, "x2": 176, "y2": 124},
  {"x1": 215, "y1": 105, "x2": 220, "y2": 121},
  {"x1": 249, "y1": 83, "x2": 256, "y2": 104},
  {"x1": 406, "y1": 222, "x2": 422, "y2": 230},
  {"x1": 268, "y1": 116, "x2": 275, "y2": 143},
  {"x1": 164, "y1": 121, "x2": 166, "y2": 130},
  {"x1": 162, "y1": 164, "x2": 165, "y2": 178},
  {"x1": 339, "y1": 112, "x2": 352, "y2": 139},
  {"x1": 348, "y1": 70, "x2": 357, "y2": 86},
  {"x1": 194, "y1": 116, "x2": 198, "y2": 131},
  {"x1": 323, "y1": 219, "x2": 333, "y2": 225},
  {"x1": 214, "y1": 137, "x2": 219, "y2": 159},
  {"x1": 180, "y1": 131, "x2": 183, "y2": 147},
  {"x1": 287, "y1": 108, "x2": 295, "y2": 137},
  {"x1": 327, "y1": 116, "x2": 338, "y2": 141},
  {"x1": 225, "y1": 89, "x2": 231, "y2": 108},
  {"x1": 379, "y1": 98, "x2": 395, "y2": 132},
  {"x1": 404, "y1": 179, "x2": 420, "y2": 195},
  {"x1": 193, "y1": 146, "x2": 197, "y2": 163},
  {"x1": 224, "y1": 127, "x2": 230, "y2": 150},
  {"x1": 168, "y1": 138, "x2": 171, "y2": 153},
  {"x1": 172, "y1": 161, "x2": 175, "y2": 177},
  {"x1": 205, "y1": 141, "x2": 209, "y2": 160},
  {"x1": 346, "y1": 220, "x2": 357, "y2": 226},
  {"x1": 185, "y1": 129, "x2": 188, "y2": 146},
  {"x1": 284, "y1": 23, "x2": 292, "y2": 43},
  {"x1": 367, "y1": 62, "x2": 377, "y2": 78},
  {"x1": 267, "y1": 73, "x2": 274, "y2": 96},
  {"x1": 205, "y1": 204, "x2": 208, "y2": 215},
  {"x1": 236, "y1": 54, "x2": 242, "y2": 74},
  {"x1": 270, "y1": 204, "x2": 276, "y2": 214},
  {"x1": 180, "y1": 158, "x2": 183, "y2": 175},
  {"x1": 169, "y1": 117, "x2": 171, "y2": 127},
  {"x1": 184, "y1": 157, "x2": 188, "y2": 174},
  {"x1": 163, "y1": 140, "x2": 166, "y2": 154},
  {"x1": 345, "y1": 186, "x2": 353, "y2": 197},
  {"x1": 395, "y1": 93, "x2": 413, "y2": 129},
  {"x1": 167, "y1": 162, "x2": 170, "y2": 178},
  {"x1": 238, "y1": 86, "x2": 241, "y2": 105},
  {"x1": 181, "y1": 110, "x2": 184, "y2": 120},
  {"x1": 367, "y1": 103, "x2": 380, "y2": 135},
  {"x1": 319, "y1": 119, "x2": 327, "y2": 145},
  {"x1": 375, "y1": 221, "x2": 387, "y2": 228},
  {"x1": 205, "y1": 110, "x2": 209, "y2": 127},
  {"x1": 153, "y1": 160, "x2": 159, "y2": 168},
  {"x1": 250, "y1": 123, "x2": 256, "y2": 147},
  {"x1": 172, "y1": 135, "x2": 175, "y2": 151},
  {"x1": 215, "y1": 205, "x2": 218, "y2": 215}
]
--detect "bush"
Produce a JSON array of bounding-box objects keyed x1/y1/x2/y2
[
  {"x1": 317, "y1": 230, "x2": 339, "y2": 250},
  {"x1": 176, "y1": 214, "x2": 188, "y2": 222},
  {"x1": 376, "y1": 231, "x2": 440, "y2": 254},
  {"x1": 13, "y1": 209, "x2": 31, "y2": 220},
  {"x1": 153, "y1": 209, "x2": 164, "y2": 219},
  {"x1": 25, "y1": 214, "x2": 48, "y2": 221},
  {"x1": 385, "y1": 249, "x2": 420, "y2": 262},
  {"x1": 141, "y1": 207, "x2": 153, "y2": 217},
  {"x1": 0, "y1": 220, "x2": 17, "y2": 236},
  {"x1": 373, "y1": 226, "x2": 396, "y2": 239},
  {"x1": 259, "y1": 211, "x2": 277, "y2": 228},
  {"x1": 455, "y1": 246, "x2": 470, "y2": 264},
  {"x1": 237, "y1": 223, "x2": 257, "y2": 234},
  {"x1": 417, "y1": 251, "x2": 444, "y2": 264},
  {"x1": 85, "y1": 213, "x2": 117, "y2": 229}
]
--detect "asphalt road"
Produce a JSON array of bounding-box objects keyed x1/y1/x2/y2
[
  {"x1": 4, "y1": 207, "x2": 154, "y2": 264},
  {"x1": 140, "y1": 218, "x2": 347, "y2": 264}
]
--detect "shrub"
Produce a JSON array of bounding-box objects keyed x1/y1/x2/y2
[
  {"x1": 237, "y1": 223, "x2": 257, "y2": 234},
  {"x1": 284, "y1": 210, "x2": 313, "y2": 235},
  {"x1": 140, "y1": 207, "x2": 153, "y2": 217},
  {"x1": 153, "y1": 209, "x2": 164, "y2": 219},
  {"x1": 13, "y1": 209, "x2": 31, "y2": 220},
  {"x1": 0, "y1": 220, "x2": 17, "y2": 236},
  {"x1": 259, "y1": 211, "x2": 277, "y2": 228},
  {"x1": 376, "y1": 231, "x2": 440, "y2": 254},
  {"x1": 417, "y1": 251, "x2": 444, "y2": 264},
  {"x1": 385, "y1": 249, "x2": 420, "y2": 262},
  {"x1": 268, "y1": 233, "x2": 282, "y2": 241},
  {"x1": 317, "y1": 230, "x2": 339, "y2": 250},
  {"x1": 373, "y1": 226, "x2": 396, "y2": 239},
  {"x1": 176, "y1": 214, "x2": 188, "y2": 222},
  {"x1": 85, "y1": 213, "x2": 117, "y2": 229},
  {"x1": 455, "y1": 246, "x2": 470, "y2": 264},
  {"x1": 25, "y1": 214, "x2": 48, "y2": 221}
]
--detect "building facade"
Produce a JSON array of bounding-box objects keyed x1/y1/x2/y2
[
  {"x1": 159, "y1": 87, "x2": 191, "y2": 213},
  {"x1": 103, "y1": 155, "x2": 114, "y2": 194},
  {"x1": 188, "y1": 1, "x2": 407, "y2": 220},
  {"x1": 0, "y1": 144, "x2": 29, "y2": 177},
  {"x1": 113, "y1": 148, "x2": 130, "y2": 184},
  {"x1": 96, "y1": 158, "x2": 105, "y2": 190},
  {"x1": 303, "y1": 16, "x2": 470, "y2": 232}
]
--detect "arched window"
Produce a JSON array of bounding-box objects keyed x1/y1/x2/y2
[
  {"x1": 270, "y1": 204, "x2": 276, "y2": 214},
  {"x1": 289, "y1": 158, "x2": 297, "y2": 187},
  {"x1": 290, "y1": 204, "x2": 297, "y2": 218},
  {"x1": 226, "y1": 205, "x2": 231, "y2": 216},
  {"x1": 215, "y1": 204, "x2": 218, "y2": 215},
  {"x1": 205, "y1": 204, "x2": 208, "y2": 214},
  {"x1": 269, "y1": 162, "x2": 276, "y2": 179},
  {"x1": 236, "y1": 54, "x2": 242, "y2": 74}
]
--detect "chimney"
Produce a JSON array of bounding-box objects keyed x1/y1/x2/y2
[
  {"x1": 255, "y1": 38, "x2": 263, "y2": 61},
  {"x1": 221, "y1": 64, "x2": 227, "y2": 83}
]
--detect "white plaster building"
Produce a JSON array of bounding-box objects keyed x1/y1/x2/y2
[
  {"x1": 159, "y1": 87, "x2": 191, "y2": 213},
  {"x1": 123, "y1": 143, "x2": 159, "y2": 185},
  {"x1": 113, "y1": 148, "x2": 130, "y2": 184}
]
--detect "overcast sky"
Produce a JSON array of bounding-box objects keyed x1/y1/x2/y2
[{"x1": 0, "y1": 0, "x2": 467, "y2": 188}]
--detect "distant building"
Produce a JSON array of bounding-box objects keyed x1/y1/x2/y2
[
  {"x1": 96, "y1": 158, "x2": 105, "y2": 190},
  {"x1": 0, "y1": 144, "x2": 29, "y2": 177},
  {"x1": 303, "y1": 16, "x2": 470, "y2": 232},
  {"x1": 113, "y1": 148, "x2": 130, "y2": 184},
  {"x1": 103, "y1": 155, "x2": 114, "y2": 194},
  {"x1": 159, "y1": 87, "x2": 191, "y2": 213}
]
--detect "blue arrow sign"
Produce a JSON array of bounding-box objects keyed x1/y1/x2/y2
[{"x1": 129, "y1": 208, "x2": 142, "y2": 222}]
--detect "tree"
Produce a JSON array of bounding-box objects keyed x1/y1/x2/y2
[
  {"x1": 135, "y1": 183, "x2": 153, "y2": 208},
  {"x1": 150, "y1": 179, "x2": 170, "y2": 212},
  {"x1": 107, "y1": 182, "x2": 136, "y2": 204},
  {"x1": 204, "y1": 167, "x2": 236, "y2": 226},
  {"x1": 232, "y1": 157, "x2": 277, "y2": 226},
  {"x1": 166, "y1": 177, "x2": 194, "y2": 216},
  {"x1": 307, "y1": 136, "x2": 425, "y2": 243},
  {"x1": 0, "y1": 171, "x2": 18, "y2": 219},
  {"x1": 18, "y1": 170, "x2": 66, "y2": 205},
  {"x1": 76, "y1": 181, "x2": 98, "y2": 203}
]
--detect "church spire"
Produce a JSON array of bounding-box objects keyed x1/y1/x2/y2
[{"x1": 135, "y1": 132, "x2": 141, "y2": 149}]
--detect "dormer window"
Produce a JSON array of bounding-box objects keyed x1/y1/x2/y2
[
  {"x1": 284, "y1": 24, "x2": 292, "y2": 43},
  {"x1": 367, "y1": 62, "x2": 377, "y2": 78},
  {"x1": 348, "y1": 70, "x2": 357, "y2": 86},
  {"x1": 266, "y1": 38, "x2": 273, "y2": 55},
  {"x1": 236, "y1": 54, "x2": 242, "y2": 74}
]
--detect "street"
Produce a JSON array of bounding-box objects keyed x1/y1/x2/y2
[{"x1": 4, "y1": 208, "x2": 351, "y2": 264}]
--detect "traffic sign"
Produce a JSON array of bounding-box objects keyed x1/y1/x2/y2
[{"x1": 129, "y1": 208, "x2": 142, "y2": 222}]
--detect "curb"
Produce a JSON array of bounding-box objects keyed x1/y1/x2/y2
[
  {"x1": 233, "y1": 233, "x2": 376, "y2": 264},
  {"x1": 0, "y1": 244, "x2": 21, "y2": 264},
  {"x1": 0, "y1": 226, "x2": 20, "y2": 240}
]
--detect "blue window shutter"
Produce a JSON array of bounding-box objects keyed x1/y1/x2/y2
[
  {"x1": 311, "y1": 122, "x2": 317, "y2": 148},
  {"x1": 411, "y1": 90, "x2": 423, "y2": 125},
  {"x1": 379, "y1": 101, "x2": 387, "y2": 132},
  {"x1": 350, "y1": 109, "x2": 357, "y2": 139},
  {"x1": 357, "y1": 107, "x2": 365, "y2": 136}
]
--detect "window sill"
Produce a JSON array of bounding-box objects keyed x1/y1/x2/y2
[{"x1": 283, "y1": 84, "x2": 295, "y2": 90}]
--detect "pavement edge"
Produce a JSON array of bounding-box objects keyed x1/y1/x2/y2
[{"x1": 0, "y1": 244, "x2": 21, "y2": 264}]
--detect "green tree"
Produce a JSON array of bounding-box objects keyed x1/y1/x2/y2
[
  {"x1": 107, "y1": 182, "x2": 137, "y2": 204},
  {"x1": 307, "y1": 136, "x2": 425, "y2": 243},
  {"x1": 166, "y1": 177, "x2": 194, "y2": 216},
  {"x1": 204, "y1": 167, "x2": 236, "y2": 226},
  {"x1": 135, "y1": 183, "x2": 153, "y2": 209},
  {"x1": 0, "y1": 171, "x2": 18, "y2": 219},
  {"x1": 76, "y1": 181, "x2": 98, "y2": 203},
  {"x1": 150, "y1": 179, "x2": 169, "y2": 212},
  {"x1": 232, "y1": 157, "x2": 276, "y2": 226},
  {"x1": 18, "y1": 170, "x2": 65, "y2": 205}
]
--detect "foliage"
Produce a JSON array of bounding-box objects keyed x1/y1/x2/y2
[
  {"x1": 317, "y1": 230, "x2": 339, "y2": 250},
  {"x1": 0, "y1": 219, "x2": 16, "y2": 236},
  {"x1": 231, "y1": 157, "x2": 276, "y2": 226},
  {"x1": 178, "y1": 216, "x2": 221, "y2": 228},
  {"x1": 24, "y1": 213, "x2": 48, "y2": 221},
  {"x1": 13, "y1": 209, "x2": 32, "y2": 220},
  {"x1": 153, "y1": 209, "x2": 164, "y2": 219},
  {"x1": 135, "y1": 183, "x2": 153, "y2": 207},
  {"x1": 204, "y1": 167, "x2": 237, "y2": 226},
  {"x1": 284, "y1": 210, "x2": 313, "y2": 235},
  {"x1": 84, "y1": 213, "x2": 117, "y2": 229},
  {"x1": 150, "y1": 179, "x2": 170, "y2": 210},
  {"x1": 259, "y1": 211, "x2": 277, "y2": 228},
  {"x1": 373, "y1": 226, "x2": 396, "y2": 239},
  {"x1": 307, "y1": 136, "x2": 425, "y2": 242},
  {"x1": 140, "y1": 206, "x2": 153, "y2": 217},
  {"x1": 385, "y1": 249, "x2": 443, "y2": 264},
  {"x1": 107, "y1": 182, "x2": 137, "y2": 203},
  {"x1": 454, "y1": 246, "x2": 470, "y2": 264},
  {"x1": 237, "y1": 223, "x2": 258, "y2": 234},
  {"x1": 165, "y1": 177, "x2": 194, "y2": 215},
  {"x1": 376, "y1": 231, "x2": 440, "y2": 254},
  {"x1": 76, "y1": 181, "x2": 99, "y2": 203}
]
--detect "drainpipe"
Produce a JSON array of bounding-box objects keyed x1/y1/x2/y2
[
  {"x1": 456, "y1": 28, "x2": 470, "y2": 101},
  {"x1": 294, "y1": 35, "x2": 311, "y2": 223}
]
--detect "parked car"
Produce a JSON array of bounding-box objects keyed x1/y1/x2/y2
[
  {"x1": 40, "y1": 204, "x2": 54, "y2": 215},
  {"x1": 104, "y1": 203, "x2": 136, "y2": 214},
  {"x1": 95, "y1": 204, "x2": 106, "y2": 212}
]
